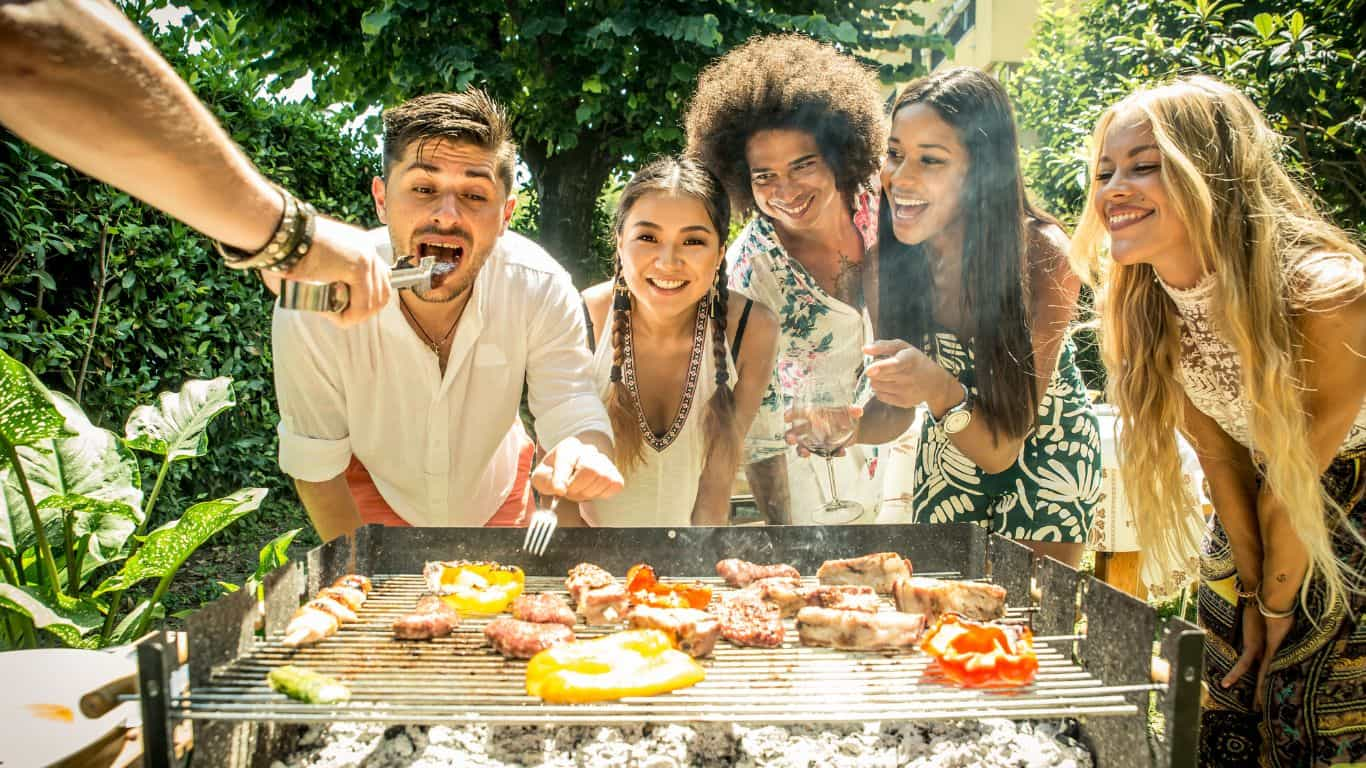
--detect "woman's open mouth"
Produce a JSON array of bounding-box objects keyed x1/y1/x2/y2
[
  {"x1": 646, "y1": 277, "x2": 689, "y2": 294},
  {"x1": 890, "y1": 194, "x2": 928, "y2": 224},
  {"x1": 1106, "y1": 209, "x2": 1153, "y2": 232}
]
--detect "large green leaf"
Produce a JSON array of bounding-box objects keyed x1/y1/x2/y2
[
  {"x1": 0, "y1": 349, "x2": 71, "y2": 450},
  {"x1": 124, "y1": 377, "x2": 235, "y2": 462},
  {"x1": 39, "y1": 494, "x2": 140, "y2": 564},
  {"x1": 93, "y1": 488, "x2": 266, "y2": 597},
  {"x1": 0, "y1": 583, "x2": 103, "y2": 647},
  {"x1": 1, "y1": 393, "x2": 143, "y2": 558},
  {"x1": 0, "y1": 350, "x2": 73, "y2": 553}
]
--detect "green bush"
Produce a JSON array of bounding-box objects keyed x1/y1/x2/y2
[
  {"x1": 0, "y1": 10, "x2": 380, "y2": 543},
  {"x1": 1011, "y1": 0, "x2": 1366, "y2": 394}
]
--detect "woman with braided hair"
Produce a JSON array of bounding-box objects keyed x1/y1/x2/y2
[{"x1": 577, "y1": 156, "x2": 780, "y2": 526}]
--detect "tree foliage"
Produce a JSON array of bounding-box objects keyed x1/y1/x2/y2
[
  {"x1": 1011, "y1": 0, "x2": 1366, "y2": 391},
  {"x1": 183, "y1": 0, "x2": 945, "y2": 282},
  {"x1": 0, "y1": 6, "x2": 379, "y2": 541},
  {"x1": 1013, "y1": 0, "x2": 1366, "y2": 234}
]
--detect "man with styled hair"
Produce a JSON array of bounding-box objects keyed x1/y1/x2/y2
[{"x1": 273, "y1": 89, "x2": 622, "y2": 539}]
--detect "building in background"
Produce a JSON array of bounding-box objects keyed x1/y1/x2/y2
[{"x1": 925, "y1": 0, "x2": 1043, "y2": 74}]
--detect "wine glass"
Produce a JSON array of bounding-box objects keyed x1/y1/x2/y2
[{"x1": 791, "y1": 371, "x2": 864, "y2": 524}]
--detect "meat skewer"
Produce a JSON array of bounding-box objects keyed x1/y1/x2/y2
[
  {"x1": 304, "y1": 595, "x2": 357, "y2": 624},
  {"x1": 282, "y1": 573, "x2": 370, "y2": 648},
  {"x1": 512, "y1": 593, "x2": 576, "y2": 626},
  {"x1": 715, "y1": 558, "x2": 801, "y2": 588},
  {"x1": 816, "y1": 552, "x2": 912, "y2": 593},
  {"x1": 283, "y1": 604, "x2": 340, "y2": 648},
  {"x1": 392, "y1": 594, "x2": 461, "y2": 640},
  {"x1": 627, "y1": 605, "x2": 721, "y2": 658},
  {"x1": 796, "y1": 607, "x2": 927, "y2": 650},
  {"x1": 484, "y1": 616, "x2": 575, "y2": 659}
]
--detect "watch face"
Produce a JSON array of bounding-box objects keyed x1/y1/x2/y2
[{"x1": 943, "y1": 409, "x2": 972, "y2": 435}]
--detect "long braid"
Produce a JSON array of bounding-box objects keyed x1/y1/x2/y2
[
  {"x1": 703, "y1": 259, "x2": 741, "y2": 473},
  {"x1": 608, "y1": 271, "x2": 644, "y2": 473}
]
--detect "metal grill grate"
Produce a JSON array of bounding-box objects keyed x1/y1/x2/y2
[{"x1": 173, "y1": 573, "x2": 1145, "y2": 726}]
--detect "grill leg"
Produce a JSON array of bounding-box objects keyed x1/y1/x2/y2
[
  {"x1": 1162, "y1": 625, "x2": 1204, "y2": 768},
  {"x1": 138, "y1": 633, "x2": 178, "y2": 768}
]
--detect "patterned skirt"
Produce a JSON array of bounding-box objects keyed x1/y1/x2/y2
[{"x1": 1199, "y1": 449, "x2": 1366, "y2": 766}]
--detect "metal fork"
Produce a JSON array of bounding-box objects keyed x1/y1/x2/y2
[{"x1": 522, "y1": 496, "x2": 559, "y2": 557}]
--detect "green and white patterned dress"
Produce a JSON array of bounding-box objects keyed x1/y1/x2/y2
[{"x1": 911, "y1": 330, "x2": 1101, "y2": 543}]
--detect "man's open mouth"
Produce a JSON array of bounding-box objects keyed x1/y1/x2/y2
[{"x1": 418, "y1": 242, "x2": 464, "y2": 287}]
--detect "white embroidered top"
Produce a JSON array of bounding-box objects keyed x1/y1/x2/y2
[
  {"x1": 1160, "y1": 273, "x2": 1366, "y2": 453},
  {"x1": 580, "y1": 304, "x2": 736, "y2": 527}
]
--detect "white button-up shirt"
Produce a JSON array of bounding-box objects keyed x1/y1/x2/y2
[{"x1": 272, "y1": 230, "x2": 610, "y2": 526}]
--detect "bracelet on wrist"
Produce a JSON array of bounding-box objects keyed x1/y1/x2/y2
[
  {"x1": 1255, "y1": 589, "x2": 1296, "y2": 620},
  {"x1": 1233, "y1": 576, "x2": 1258, "y2": 600},
  {"x1": 214, "y1": 186, "x2": 314, "y2": 272}
]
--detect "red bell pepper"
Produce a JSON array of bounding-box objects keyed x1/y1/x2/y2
[
  {"x1": 625, "y1": 563, "x2": 712, "y2": 610},
  {"x1": 920, "y1": 614, "x2": 1039, "y2": 688}
]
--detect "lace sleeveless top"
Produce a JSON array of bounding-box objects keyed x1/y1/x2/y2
[{"x1": 1160, "y1": 274, "x2": 1366, "y2": 453}]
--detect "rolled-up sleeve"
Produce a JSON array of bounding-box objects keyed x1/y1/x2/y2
[
  {"x1": 525, "y1": 271, "x2": 612, "y2": 448},
  {"x1": 272, "y1": 307, "x2": 352, "y2": 482}
]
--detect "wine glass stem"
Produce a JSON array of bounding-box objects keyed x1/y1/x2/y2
[{"x1": 824, "y1": 457, "x2": 842, "y2": 507}]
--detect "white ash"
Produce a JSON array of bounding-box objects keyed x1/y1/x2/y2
[{"x1": 271, "y1": 719, "x2": 1091, "y2": 768}]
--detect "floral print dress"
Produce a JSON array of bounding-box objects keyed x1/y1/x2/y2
[
  {"x1": 911, "y1": 331, "x2": 1101, "y2": 543},
  {"x1": 728, "y1": 186, "x2": 882, "y2": 522}
]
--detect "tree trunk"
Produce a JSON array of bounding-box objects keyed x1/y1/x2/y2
[{"x1": 521, "y1": 136, "x2": 618, "y2": 285}]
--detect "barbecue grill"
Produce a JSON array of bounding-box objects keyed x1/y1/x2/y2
[{"x1": 133, "y1": 523, "x2": 1202, "y2": 768}]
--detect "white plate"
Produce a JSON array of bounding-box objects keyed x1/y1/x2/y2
[{"x1": 0, "y1": 648, "x2": 136, "y2": 767}]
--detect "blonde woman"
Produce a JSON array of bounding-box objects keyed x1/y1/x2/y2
[{"x1": 1074, "y1": 76, "x2": 1366, "y2": 766}]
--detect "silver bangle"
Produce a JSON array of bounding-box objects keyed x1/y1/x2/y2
[{"x1": 1255, "y1": 589, "x2": 1295, "y2": 620}]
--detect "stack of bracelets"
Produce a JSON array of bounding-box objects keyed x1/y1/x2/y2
[{"x1": 212, "y1": 186, "x2": 317, "y2": 273}]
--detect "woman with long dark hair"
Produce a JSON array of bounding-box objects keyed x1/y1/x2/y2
[
  {"x1": 860, "y1": 67, "x2": 1100, "y2": 565},
  {"x1": 577, "y1": 156, "x2": 780, "y2": 526}
]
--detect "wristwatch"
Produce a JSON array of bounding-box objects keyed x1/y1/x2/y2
[{"x1": 928, "y1": 381, "x2": 974, "y2": 435}]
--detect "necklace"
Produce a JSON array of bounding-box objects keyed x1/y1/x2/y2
[
  {"x1": 622, "y1": 302, "x2": 708, "y2": 451},
  {"x1": 399, "y1": 296, "x2": 460, "y2": 353}
]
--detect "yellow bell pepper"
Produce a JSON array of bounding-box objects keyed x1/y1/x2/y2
[
  {"x1": 426, "y1": 560, "x2": 525, "y2": 615},
  {"x1": 525, "y1": 629, "x2": 706, "y2": 703}
]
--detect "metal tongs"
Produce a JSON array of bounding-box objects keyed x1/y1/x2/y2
[{"x1": 277, "y1": 256, "x2": 436, "y2": 313}]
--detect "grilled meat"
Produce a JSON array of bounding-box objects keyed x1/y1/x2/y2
[
  {"x1": 566, "y1": 563, "x2": 629, "y2": 625},
  {"x1": 716, "y1": 558, "x2": 801, "y2": 588},
  {"x1": 304, "y1": 595, "x2": 357, "y2": 624},
  {"x1": 816, "y1": 552, "x2": 912, "y2": 593},
  {"x1": 716, "y1": 593, "x2": 784, "y2": 648},
  {"x1": 512, "y1": 593, "x2": 576, "y2": 627},
  {"x1": 796, "y1": 607, "x2": 927, "y2": 650},
  {"x1": 892, "y1": 577, "x2": 1007, "y2": 622},
  {"x1": 280, "y1": 574, "x2": 372, "y2": 647},
  {"x1": 484, "y1": 616, "x2": 575, "y2": 659},
  {"x1": 332, "y1": 574, "x2": 372, "y2": 594},
  {"x1": 627, "y1": 605, "x2": 721, "y2": 658},
  {"x1": 805, "y1": 585, "x2": 881, "y2": 613},
  {"x1": 566, "y1": 563, "x2": 615, "y2": 595},
  {"x1": 738, "y1": 577, "x2": 806, "y2": 617},
  {"x1": 392, "y1": 595, "x2": 460, "y2": 640},
  {"x1": 318, "y1": 586, "x2": 366, "y2": 612},
  {"x1": 282, "y1": 605, "x2": 340, "y2": 648}
]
